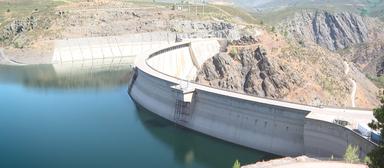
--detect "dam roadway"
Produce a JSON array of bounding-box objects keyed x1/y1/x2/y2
[{"x1": 128, "y1": 38, "x2": 378, "y2": 159}]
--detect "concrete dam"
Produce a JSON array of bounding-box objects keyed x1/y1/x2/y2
[
  {"x1": 128, "y1": 39, "x2": 378, "y2": 158},
  {"x1": 51, "y1": 32, "x2": 175, "y2": 74}
]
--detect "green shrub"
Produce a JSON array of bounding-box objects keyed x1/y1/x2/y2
[
  {"x1": 344, "y1": 144, "x2": 360, "y2": 163},
  {"x1": 233, "y1": 160, "x2": 241, "y2": 168},
  {"x1": 229, "y1": 48, "x2": 237, "y2": 57},
  {"x1": 364, "y1": 156, "x2": 372, "y2": 165},
  {"x1": 284, "y1": 31, "x2": 288, "y2": 37},
  {"x1": 271, "y1": 26, "x2": 276, "y2": 32}
]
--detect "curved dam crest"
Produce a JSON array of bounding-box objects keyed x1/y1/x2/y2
[{"x1": 128, "y1": 39, "x2": 377, "y2": 158}]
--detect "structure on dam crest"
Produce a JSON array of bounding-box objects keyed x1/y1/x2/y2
[{"x1": 128, "y1": 38, "x2": 378, "y2": 158}]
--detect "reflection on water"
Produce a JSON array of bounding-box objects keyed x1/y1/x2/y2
[
  {"x1": 0, "y1": 64, "x2": 278, "y2": 168},
  {"x1": 0, "y1": 64, "x2": 132, "y2": 89},
  {"x1": 137, "y1": 106, "x2": 278, "y2": 168}
]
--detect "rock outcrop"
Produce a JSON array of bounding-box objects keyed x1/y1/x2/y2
[
  {"x1": 170, "y1": 21, "x2": 240, "y2": 40},
  {"x1": 194, "y1": 40, "x2": 380, "y2": 108},
  {"x1": 195, "y1": 47, "x2": 302, "y2": 99},
  {"x1": 0, "y1": 15, "x2": 51, "y2": 48},
  {"x1": 279, "y1": 10, "x2": 372, "y2": 51},
  {"x1": 279, "y1": 9, "x2": 384, "y2": 84},
  {"x1": 340, "y1": 41, "x2": 384, "y2": 77}
]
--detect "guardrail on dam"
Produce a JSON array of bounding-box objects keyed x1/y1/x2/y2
[{"x1": 128, "y1": 39, "x2": 378, "y2": 158}]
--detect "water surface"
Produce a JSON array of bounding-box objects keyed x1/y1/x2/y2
[{"x1": 0, "y1": 65, "x2": 277, "y2": 168}]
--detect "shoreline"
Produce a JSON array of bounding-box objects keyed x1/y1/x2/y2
[{"x1": 243, "y1": 156, "x2": 367, "y2": 168}]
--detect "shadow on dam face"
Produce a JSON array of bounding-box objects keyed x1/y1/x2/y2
[
  {"x1": 134, "y1": 104, "x2": 279, "y2": 168},
  {"x1": 0, "y1": 64, "x2": 132, "y2": 89}
]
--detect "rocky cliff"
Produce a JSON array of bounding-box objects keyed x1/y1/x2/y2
[
  {"x1": 196, "y1": 47, "x2": 302, "y2": 98},
  {"x1": 340, "y1": 40, "x2": 384, "y2": 77},
  {"x1": 193, "y1": 42, "x2": 373, "y2": 107},
  {"x1": 279, "y1": 10, "x2": 380, "y2": 51},
  {"x1": 279, "y1": 9, "x2": 384, "y2": 87}
]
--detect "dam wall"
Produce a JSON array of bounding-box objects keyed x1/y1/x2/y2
[
  {"x1": 146, "y1": 39, "x2": 220, "y2": 80},
  {"x1": 129, "y1": 39, "x2": 377, "y2": 158},
  {"x1": 130, "y1": 67, "x2": 310, "y2": 156},
  {"x1": 189, "y1": 89, "x2": 310, "y2": 156},
  {"x1": 304, "y1": 117, "x2": 377, "y2": 158}
]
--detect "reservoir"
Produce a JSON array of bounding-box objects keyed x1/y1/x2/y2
[{"x1": 0, "y1": 65, "x2": 276, "y2": 168}]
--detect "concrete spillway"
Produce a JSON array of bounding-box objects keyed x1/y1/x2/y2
[{"x1": 129, "y1": 39, "x2": 377, "y2": 158}]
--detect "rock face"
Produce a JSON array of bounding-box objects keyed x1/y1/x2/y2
[
  {"x1": 194, "y1": 40, "x2": 380, "y2": 107},
  {"x1": 280, "y1": 10, "x2": 370, "y2": 51},
  {"x1": 170, "y1": 21, "x2": 240, "y2": 40},
  {"x1": 195, "y1": 47, "x2": 302, "y2": 98},
  {"x1": 341, "y1": 41, "x2": 384, "y2": 77},
  {"x1": 0, "y1": 15, "x2": 51, "y2": 48},
  {"x1": 280, "y1": 9, "x2": 384, "y2": 81}
]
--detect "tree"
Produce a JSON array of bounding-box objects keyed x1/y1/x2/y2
[
  {"x1": 271, "y1": 26, "x2": 276, "y2": 33},
  {"x1": 367, "y1": 98, "x2": 384, "y2": 168},
  {"x1": 344, "y1": 144, "x2": 359, "y2": 163},
  {"x1": 233, "y1": 159, "x2": 241, "y2": 168}
]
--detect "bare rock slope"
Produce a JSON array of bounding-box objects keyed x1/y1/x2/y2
[
  {"x1": 279, "y1": 9, "x2": 384, "y2": 87},
  {"x1": 194, "y1": 42, "x2": 377, "y2": 107},
  {"x1": 279, "y1": 10, "x2": 382, "y2": 51},
  {"x1": 341, "y1": 40, "x2": 384, "y2": 77},
  {"x1": 196, "y1": 47, "x2": 301, "y2": 99}
]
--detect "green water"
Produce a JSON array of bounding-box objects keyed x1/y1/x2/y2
[{"x1": 0, "y1": 65, "x2": 277, "y2": 168}]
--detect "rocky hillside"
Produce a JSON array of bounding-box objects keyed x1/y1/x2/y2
[
  {"x1": 340, "y1": 40, "x2": 384, "y2": 77},
  {"x1": 196, "y1": 47, "x2": 302, "y2": 99},
  {"x1": 170, "y1": 20, "x2": 240, "y2": 40},
  {"x1": 278, "y1": 10, "x2": 382, "y2": 51},
  {"x1": 194, "y1": 30, "x2": 381, "y2": 107},
  {"x1": 193, "y1": 19, "x2": 383, "y2": 108},
  {"x1": 277, "y1": 9, "x2": 384, "y2": 88}
]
